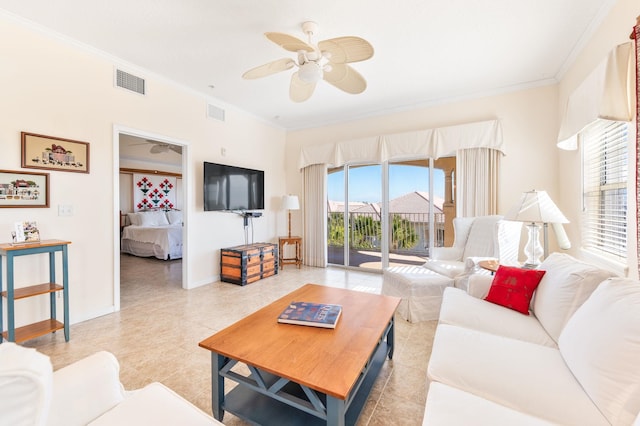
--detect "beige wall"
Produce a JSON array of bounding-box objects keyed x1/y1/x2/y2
[{"x1": 0, "y1": 14, "x2": 287, "y2": 326}]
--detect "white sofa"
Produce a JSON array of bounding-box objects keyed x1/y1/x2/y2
[
  {"x1": 423, "y1": 252, "x2": 640, "y2": 425},
  {"x1": 0, "y1": 343, "x2": 222, "y2": 426},
  {"x1": 382, "y1": 215, "x2": 521, "y2": 322}
]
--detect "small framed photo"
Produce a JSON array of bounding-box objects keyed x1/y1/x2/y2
[
  {"x1": 21, "y1": 132, "x2": 90, "y2": 173},
  {"x1": 0, "y1": 170, "x2": 49, "y2": 208}
]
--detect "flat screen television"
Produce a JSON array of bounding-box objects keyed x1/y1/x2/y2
[{"x1": 203, "y1": 162, "x2": 264, "y2": 211}]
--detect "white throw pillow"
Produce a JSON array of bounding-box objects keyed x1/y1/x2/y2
[
  {"x1": 139, "y1": 210, "x2": 169, "y2": 226},
  {"x1": 532, "y1": 252, "x2": 615, "y2": 342},
  {"x1": 166, "y1": 210, "x2": 183, "y2": 225},
  {"x1": 559, "y1": 278, "x2": 640, "y2": 425},
  {"x1": 126, "y1": 212, "x2": 141, "y2": 226}
]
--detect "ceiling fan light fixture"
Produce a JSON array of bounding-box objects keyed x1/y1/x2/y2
[{"x1": 298, "y1": 61, "x2": 322, "y2": 83}]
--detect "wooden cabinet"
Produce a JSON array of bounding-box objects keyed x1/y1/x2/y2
[
  {"x1": 0, "y1": 239, "x2": 71, "y2": 343},
  {"x1": 220, "y1": 243, "x2": 278, "y2": 286}
]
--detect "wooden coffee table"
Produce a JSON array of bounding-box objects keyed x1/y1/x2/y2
[{"x1": 199, "y1": 283, "x2": 400, "y2": 426}]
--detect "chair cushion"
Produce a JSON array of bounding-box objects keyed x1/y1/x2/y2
[
  {"x1": 559, "y1": 278, "x2": 640, "y2": 426},
  {"x1": 484, "y1": 266, "x2": 546, "y2": 315},
  {"x1": 422, "y1": 259, "x2": 465, "y2": 278},
  {"x1": 461, "y1": 215, "x2": 502, "y2": 259},
  {"x1": 0, "y1": 342, "x2": 53, "y2": 426},
  {"x1": 532, "y1": 252, "x2": 615, "y2": 343}
]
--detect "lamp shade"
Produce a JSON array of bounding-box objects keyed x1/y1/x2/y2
[
  {"x1": 282, "y1": 195, "x2": 300, "y2": 210},
  {"x1": 504, "y1": 190, "x2": 569, "y2": 224}
]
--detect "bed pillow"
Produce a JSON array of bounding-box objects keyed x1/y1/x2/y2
[
  {"x1": 139, "y1": 210, "x2": 169, "y2": 226},
  {"x1": 166, "y1": 210, "x2": 182, "y2": 225},
  {"x1": 126, "y1": 212, "x2": 141, "y2": 226},
  {"x1": 484, "y1": 265, "x2": 546, "y2": 315}
]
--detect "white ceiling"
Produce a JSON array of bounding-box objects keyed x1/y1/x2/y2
[{"x1": 0, "y1": 0, "x2": 616, "y2": 130}]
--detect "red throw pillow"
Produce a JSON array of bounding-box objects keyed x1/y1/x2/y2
[{"x1": 484, "y1": 265, "x2": 546, "y2": 315}]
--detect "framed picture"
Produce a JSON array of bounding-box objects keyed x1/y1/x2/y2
[
  {"x1": 21, "y1": 132, "x2": 90, "y2": 173},
  {"x1": 0, "y1": 170, "x2": 49, "y2": 208}
]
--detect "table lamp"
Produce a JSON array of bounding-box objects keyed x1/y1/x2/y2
[
  {"x1": 504, "y1": 190, "x2": 569, "y2": 268},
  {"x1": 282, "y1": 195, "x2": 300, "y2": 238}
]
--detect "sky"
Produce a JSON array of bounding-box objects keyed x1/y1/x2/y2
[{"x1": 328, "y1": 164, "x2": 445, "y2": 203}]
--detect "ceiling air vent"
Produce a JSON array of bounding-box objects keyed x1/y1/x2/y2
[
  {"x1": 207, "y1": 104, "x2": 225, "y2": 122},
  {"x1": 115, "y1": 69, "x2": 145, "y2": 95}
]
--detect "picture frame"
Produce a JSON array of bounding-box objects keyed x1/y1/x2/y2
[
  {"x1": 0, "y1": 169, "x2": 50, "y2": 208},
  {"x1": 21, "y1": 132, "x2": 90, "y2": 173}
]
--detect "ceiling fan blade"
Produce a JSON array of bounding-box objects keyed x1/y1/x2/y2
[
  {"x1": 318, "y1": 37, "x2": 374, "y2": 64},
  {"x1": 265, "y1": 32, "x2": 315, "y2": 53},
  {"x1": 290, "y1": 72, "x2": 316, "y2": 103},
  {"x1": 149, "y1": 144, "x2": 169, "y2": 154},
  {"x1": 169, "y1": 145, "x2": 182, "y2": 154},
  {"x1": 323, "y1": 63, "x2": 367, "y2": 94},
  {"x1": 242, "y1": 58, "x2": 295, "y2": 79}
]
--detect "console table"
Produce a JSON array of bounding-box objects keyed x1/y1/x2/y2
[
  {"x1": 278, "y1": 236, "x2": 302, "y2": 269},
  {"x1": 0, "y1": 239, "x2": 71, "y2": 343}
]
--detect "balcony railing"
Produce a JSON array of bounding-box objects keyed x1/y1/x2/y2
[{"x1": 328, "y1": 212, "x2": 445, "y2": 261}]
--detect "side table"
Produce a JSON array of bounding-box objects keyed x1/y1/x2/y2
[{"x1": 278, "y1": 236, "x2": 302, "y2": 269}]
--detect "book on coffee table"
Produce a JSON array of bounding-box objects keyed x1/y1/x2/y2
[{"x1": 277, "y1": 301, "x2": 342, "y2": 328}]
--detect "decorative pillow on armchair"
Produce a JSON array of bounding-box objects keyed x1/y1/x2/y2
[{"x1": 484, "y1": 266, "x2": 546, "y2": 315}]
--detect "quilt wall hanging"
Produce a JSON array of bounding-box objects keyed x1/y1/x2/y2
[{"x1": 133, "y1": 173, "x2": 177, "y2": 211}]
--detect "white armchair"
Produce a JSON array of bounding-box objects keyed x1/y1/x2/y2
[
  {"x1": 382, "y1": 215, "x2": 522, "y2": 323},
  {"x1": 424, "y1": 215, "x2": 522, "y2": 287},
  {"x1": 0, "y1": 342, "x2": 221, "y2": 426}
]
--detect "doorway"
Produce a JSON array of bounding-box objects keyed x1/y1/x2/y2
[{"x1": 112, "y1": 125, "x2": 188, "y2": 312}]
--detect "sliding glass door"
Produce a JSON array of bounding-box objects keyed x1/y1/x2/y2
[{"x1": 327, "y1": 158, "x2": 454, "y2": 270}]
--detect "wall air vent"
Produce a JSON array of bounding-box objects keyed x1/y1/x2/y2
[
  {"x1": 207, "y1": 104, "x2": 225, "y2": 122},
  {"x1": 115, "y1": 69, "x2": 146, "y2": 95}
]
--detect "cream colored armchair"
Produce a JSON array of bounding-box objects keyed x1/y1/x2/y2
[
  {"x1": 382, "y1": 215, "x2": 522, "y2": 322},
  {"x1": 0, "y1": 343, "x2": 221, "y2": 426}
]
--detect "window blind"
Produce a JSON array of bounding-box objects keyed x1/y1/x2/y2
[{"x1": 582, "y1": 120, "x2": 628, "y2": 259}]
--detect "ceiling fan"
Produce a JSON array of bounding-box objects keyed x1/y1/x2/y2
[
  {"x1": 131, "y1": 140, "x2": 182, "y2": 155},
  {"x1": 242, "y1": 21, "x2": 374, "y2": 102}
]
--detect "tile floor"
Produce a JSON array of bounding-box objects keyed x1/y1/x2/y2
[{"x1": 24, "y1": 254, "x2": 437, "y2": 425}]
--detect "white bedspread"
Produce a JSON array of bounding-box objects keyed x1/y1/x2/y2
[{"x1": 121, "y1": 224, "x2": 182, "y2": 260}]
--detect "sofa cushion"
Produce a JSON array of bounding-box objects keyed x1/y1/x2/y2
[
  {"x1": 427, "y1": 324, "x2": 609, "y2": 425},
  {"x1": 439, "y1": 287, "x2": 557, "y2": 347},
  {"x1": 559, "y1": 278, "x2": 640, "y2": 426},
  {"x1": 89, "y1": 382, "x2": 221, "y2": 425},
  {"x1": 484, "y1": 266, "x2": 545, "y2": 315},
  {"x1": 0, "y1": 343, "x2": 53, "y2": 426},
  {"x1": 532, "y1": 252, "x2": 615, "y2": 342},
  {"x1": 49, "y1": 351, "x2": 126, "y2": 426},
  {"x1": 423, "y1": 382, "x2": 556, "y2": 425}
]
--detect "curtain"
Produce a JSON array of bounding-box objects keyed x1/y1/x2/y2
[
  {"x1": 557, "y1": 42, "x2": 633, "y2": 149},
  {"x1": 303, "y1": 164, "x2": 328, "y2": 267},
  {"x1": 456, "y1": 148, "x2": 500, "y2": 217}
]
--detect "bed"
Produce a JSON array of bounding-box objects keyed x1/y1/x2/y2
[{"x1": 121, "y1": 210, "x2": 183, "y2": 260}]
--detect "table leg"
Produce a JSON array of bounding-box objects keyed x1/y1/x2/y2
[
  {"x1": 388, "y1": 316, "x2": 395, "y2": 359},
  {"x1": 211, "y1": 353, "x2": 225, "y2": 421},
  {"x1": 326, "y1": 396, "x2": 346, "y2": 426},
  {"x1": 62, "y1": 245, "x2": 69, "y2": 341},
  {"x1": 0, "y1": 254, "x2": 3, "y2": 342},
  {"x1": 7, "y1": 253, "x2": 14, "y2": 342}
]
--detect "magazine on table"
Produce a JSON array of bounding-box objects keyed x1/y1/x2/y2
[{"x1": 277, "y1": 301, "x2": 342, "y2": 329}]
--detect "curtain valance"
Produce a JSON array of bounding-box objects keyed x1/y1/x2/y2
[
  {"x1": 297, "y1": 119, "x2": 504, "y2": 169},
  {"x1": 557, "y1": 42, "x2": 633, "y2": 150}
]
